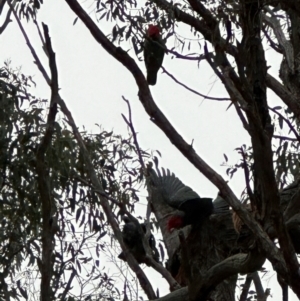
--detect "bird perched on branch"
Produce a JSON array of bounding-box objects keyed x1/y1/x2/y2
[
  {"x1": 156, "y1": 170, "x2": 229, "y2": 231},
  {"x1": 144, "y1": 24, "x2": 166, "y2": 85},
  {"x1": 118, "y1": 216, "x2": 159, "y2": 264}
]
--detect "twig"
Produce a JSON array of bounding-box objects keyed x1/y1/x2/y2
[
  {"x1": 204, "y1": 43, "x2": 249, "y2": 131},
  {"x1": 161, "y1": 66, "x2": 231, "y2": 101},
  {"x1": 277, "y1": 274, "x2": 288, "y2": 301},
  {"x1": 33, "y1": 19, "x2": 46, "y2": 55},
  {"x1": 60, "y1": 269, "x2": 76, "y2": 300},
  {"x1": 0, "y1": 6, "x2": 11, "y2": 34},
  {"x1": 121, "y1": 96, "x2": 145, "y2": 170},
  {"x1": 167, "y1": 48, "x2": 206, "y2": 61},
  {"x1": 273, "y1": 135, "x2": 298, "y2": 142},
  {"x1": 262, "y1": 25, "x2": 283, "y2": 54},
  {"x1": 240, "y1": 147, "x2": 255, "y2": 208},
  {"x1": 121, "y1": 96, "x2": 152, "y2": 229}
]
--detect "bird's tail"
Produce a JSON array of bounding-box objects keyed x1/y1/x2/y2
[
  {"x1": 147, "y1": 73, "x2": 157, "y2": 86},
  {"x1": 213, "y1": 194, "x2": 229, "y2": 213}
]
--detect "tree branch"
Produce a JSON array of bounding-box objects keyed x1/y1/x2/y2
[
  {"x1": 35, "y1": 24, "x2": 59, "y2": 301},
  {"x1": 0, "y1": 6, "x2": 11, "y2": 34},
  {"x1": 7, "y1": 0, "x2": 50, "y2": 84},
  {"x1": 239, "y1": 273, "x2": 254, "y2": 301},
  {"x1": 161, "y1": 66, "x2": 231, "y2": 101},
  {"x1": 191, "y1": 250, "x2": 266, "y2": 301}
]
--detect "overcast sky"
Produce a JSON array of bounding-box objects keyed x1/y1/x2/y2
[{"x1": 1, "y1": 0, "x2": 297, "y2": 300}]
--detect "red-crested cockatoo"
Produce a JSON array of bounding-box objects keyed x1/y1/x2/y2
[{"x1": 144, "y1": 24, "x2": 166, "y2": 85}]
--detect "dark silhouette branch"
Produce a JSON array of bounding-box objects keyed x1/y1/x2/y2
[
  {"x1": 239, "y1": 273, "x2": 254, "y2": 301},
  {"x1": 240, "y1": 147, "x2": 255, "y2": 206},
  {"x1": 121, "y1": 97, "x2": 145, "y2": 170},
  {"x1": 0, "y1": 6, "x2": 11, "y2": 34},
  {"x1": 273, "y1": 135, "x2": 298, "y2": 142},
  {"x1": 7, "y1": 0, "x2": 50, "y2": 84},
  {"x1": 167, "y1": 48, "x2": 205, "y2": 61},
  {"x1": 161, "y1": 66, "x2": 231, "y2": 101},
  {"x1": 252, "y1": 271, "x2": 269, "y2": 301},
  {"x1": 34, "y1": 24, "x2": 59, "y2": 301}
]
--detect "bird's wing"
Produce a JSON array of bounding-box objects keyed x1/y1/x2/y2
[
  {"x1": 213, "y1": 194, "x2": 229, "y2": 213},
  {"x1": 159, "y1": 169, "x2": 200, "y2": 208}
]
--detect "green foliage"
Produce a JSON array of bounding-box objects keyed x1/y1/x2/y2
[{"x1": 0, "y1": 62, "x2": 150, "y2": 300}]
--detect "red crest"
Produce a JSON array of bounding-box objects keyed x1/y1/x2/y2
[
  {"x1": 167, "y1": 215, "x2": 183, "y2": 232},
  {"x1": 147, "y1": 24, "x2": 160, "y2": 37}
]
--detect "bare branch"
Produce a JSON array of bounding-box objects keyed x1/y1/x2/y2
[
  {"x1": 161, "y1": 66, "x2": 231, "y2": 101},
  {"x1": 7, "y1": 0, "x2": 50, "y2": 84},
  {"x1": 273, "y1": 135, "x2": 298, "y2": 142},
  {"x1": 34, "y1": 24, "x2": 59, "y2": 301},
  {"x1": 33, "y1": 19, "x2": 46, "y2": 54},
  {"x1": 0, "y1": 6, "x2": 11, "y2": 34},
  {"x1": 239, "y1": 273, "x2": 254, "y2": 301},
  {"x1": 121, "y1": 97, "x2": 145, "y2": 170},
  {"x1": 167, "y1": 48, "x2": 205, "y2": 61}
]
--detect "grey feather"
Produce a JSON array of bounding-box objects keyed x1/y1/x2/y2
[
  {"x1": 156, "y1": 169, "x2": 200, "y2": 208},
  {"x1": 213, "y1": 194, "x2": 229, "y2": 213}
]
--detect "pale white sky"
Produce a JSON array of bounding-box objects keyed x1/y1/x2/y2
[{"x1": 1, "y1": 0, "x2": 298, "y2": 300}]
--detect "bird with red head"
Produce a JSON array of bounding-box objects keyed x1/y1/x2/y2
[
  {"x1": 147, "y1": 24, "x2": 160, "y2": 37},
  {"x1": 144, "y1": 24, "x2": 166, "y2": 85},
  {"x1": 155, "y1": 170, "x2": 229, "y2": 232}
]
